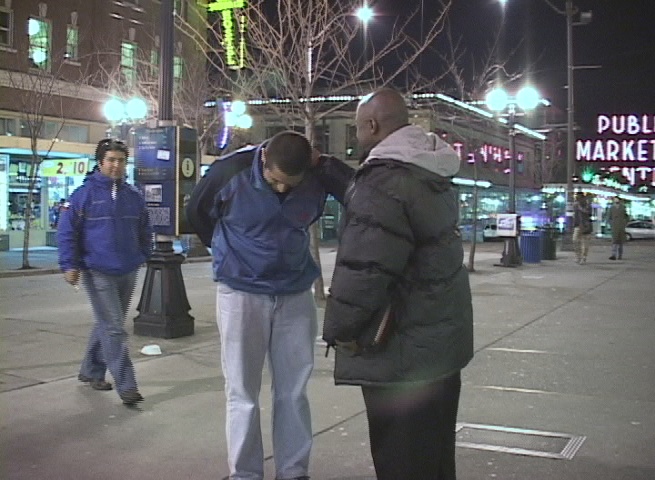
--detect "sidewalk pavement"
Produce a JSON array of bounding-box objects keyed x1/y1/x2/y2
[{"x1": 1, "y1": 241, "x2": 654, "y2": 479}]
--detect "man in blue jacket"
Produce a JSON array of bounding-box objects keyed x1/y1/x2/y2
[
  {"x1": 186, "y1": 131, "x2": 350, "y2": 480},
  {"x1": 58, "y1": 139, "x2": 153, "y2": 406}
]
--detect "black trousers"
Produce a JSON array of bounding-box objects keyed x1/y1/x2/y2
[{"x1": 361, "y1": 372, "x2": 462, "y2": 480}]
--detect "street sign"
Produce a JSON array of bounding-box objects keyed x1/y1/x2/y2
[{"x1": 42, "y1": 159, "x2": 89, "y2": 177}]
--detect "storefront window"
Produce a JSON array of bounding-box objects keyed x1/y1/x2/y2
[
  {"x1": 60, "y1": 124, "x2": 89, "y2": 143},
  {"x1": 8, "y1": 159, "x2": 43, "y2": 231},
  {"x1": 0, "y1": 117, "x2": 17, "y2": 136}
]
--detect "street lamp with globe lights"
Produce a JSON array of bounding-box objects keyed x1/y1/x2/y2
[
  {"x1": 356, "y1": 4, "x2": 374, "y2": 25},
  {"x1": 485, "y1": 85, "x2": 542, "y2": 267},
  {"x1": 218, "y1": 100, "x2": 253, "y2": 151},
  {"x1": 103, "y1": 97, "x2": 148, "y2": 143},
  {"x1": 355, "y1": 3, "x2": 374, "y2": 65}
]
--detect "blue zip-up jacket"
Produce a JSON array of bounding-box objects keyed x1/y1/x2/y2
[
  {"x1": 186, "y1": 144, "x2": 351, "y2": 295},
  {"x1": 57, "y1": 171, "x2": 153, "y2": 275}
]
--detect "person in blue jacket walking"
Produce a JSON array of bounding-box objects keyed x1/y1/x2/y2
[
  {"x1": 57, "y1": 139, "x2": 153, "y2": 406},
  {"x1": 186, "y1": 130, "x2": 350, "y2": 480}
]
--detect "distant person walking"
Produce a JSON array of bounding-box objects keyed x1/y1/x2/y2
[
  {"x1": 57, "y1": 139, "x2": 153, "y2": 406},
  {"x1": 573, "y1": 193, "x2": 593, "y2": 264},
  {"x1": 608, "y1": 197, "x2": 628, "y2": 260}
]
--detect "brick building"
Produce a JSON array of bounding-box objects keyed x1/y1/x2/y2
[{"x1": 0, "y1": 0, "x2": 207, "y2": 248}]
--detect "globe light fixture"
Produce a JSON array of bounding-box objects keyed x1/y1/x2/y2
[
  {"x1": 103, "y1": 97, "x2": 148, "y2": 141},
  {"x1": 485, "y1": 88, "x2": 509, "y2": 112},
  {"x1": 28, "y1": 18, "x2": 41, "y2": 36},
  {"x1": 231, "y1": 100, "x2": 247, "y2": 117},
  {"x1": 126, "y1": 97, "x2": 148, "y2": 121},
  {"x1": 356, "y1": 5, "x2": 374, "y2": 24},
  {"x1": 516, "y1": 86, "x2": 540, "y2": 111},
  {"x1": 103, "y1": 98, "x2": 126, "y2": 124}
]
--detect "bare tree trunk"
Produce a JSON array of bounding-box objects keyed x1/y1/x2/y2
[
  {"x1": 305, "y1": 112, "x2": 326, "y2": 304},
  {"x1": 21, "y1": 154, "x2": 40, "y2": 269}
]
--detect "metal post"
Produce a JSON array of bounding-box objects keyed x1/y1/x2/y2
[
  {"x1": 562, "y1": 0, "x2": 575, "y2": 250},
  {"x1": 159, "y1": 0, "x2": 174, "y2": 122},
  {"x1": 498, "y1": 107, "x2": 522, "y2": 267},
  {"x1": 508, "y1": 107, "x2": 517, "y2": 214},
  {"x1": 133, "y1": 0, "x2": 194, "y2": 338}
]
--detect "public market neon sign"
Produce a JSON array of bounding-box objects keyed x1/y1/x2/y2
[
  {"x1": 207, "y1": 0, "x2": 247, "y2": 70},
  {"x1": 576, "y1": 114, "x2": 655, "y2": 186}
]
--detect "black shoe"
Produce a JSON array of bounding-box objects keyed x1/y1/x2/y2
[
  {"x1": 120, "y1": 390, "x2": 144, "y2": 406},
  {"x1": 609, "y1": 256, "x2": 616, "y2": 260},
  {"x1": 78, "y1": 374, "x2": 113, "y2": 391}
]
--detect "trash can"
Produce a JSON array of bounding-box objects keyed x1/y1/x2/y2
[
  {"x1": 520, "y1": 230, "x2": 542, "y2": 264},
  {"x1": 541, "y1": 226, "x2": 557, "y2": 260},
  {"x1": 46, "y1": 231, "x2": 57, "y2": 247}
]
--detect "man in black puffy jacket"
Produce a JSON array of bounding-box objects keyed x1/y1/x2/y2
[{"x1": 323, "y1": 88, "x2": 474, "y2": 480}]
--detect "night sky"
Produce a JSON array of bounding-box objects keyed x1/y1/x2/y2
[{"x1": 370, "y1": 0, "x2": 655, "y2": 138}]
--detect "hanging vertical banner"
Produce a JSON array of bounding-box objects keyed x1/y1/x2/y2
[{"x1": 207, "y1": 0, "x2": 247, "y2": 69}]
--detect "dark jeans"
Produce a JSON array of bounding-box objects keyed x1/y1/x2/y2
[{"x1": 362, "y1": 372, "x2": 462, "y2": 480}]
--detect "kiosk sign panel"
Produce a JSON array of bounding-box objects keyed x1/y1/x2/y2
[
  {"x1": 135, "y1": 126, "x2": 198, "y2": 236},
  {"x1": 496, "y1": 213, "x2": 519, "y2": 238},
  {"x1": 177, "y1": 127, "x2": 198, "y2": 235}
]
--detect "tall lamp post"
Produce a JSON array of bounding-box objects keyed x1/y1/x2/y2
[
  {"x1": 133, "y1": 0, "x2": 195, "y2": 339},
  {"x1": 486, "y1": 85, "x2": 541, "y2": 267},
  {"x1": 540, "y1": 0, "x2": 592, "y2": 248}
]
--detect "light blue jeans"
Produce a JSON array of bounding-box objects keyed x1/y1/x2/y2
[
  {"x1": 80, "y1": 269, "x2": 138, "y2": 394},
  {"x1": 216, "y1": 284, "x2": 317, "y2": 480},
  {"x1": 611, "y1": 243, "x2": 624, "y2": 259}
]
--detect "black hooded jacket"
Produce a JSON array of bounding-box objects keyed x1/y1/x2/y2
[{"x1": 323, "y1": 125, "x2": 474, "y2": 386}]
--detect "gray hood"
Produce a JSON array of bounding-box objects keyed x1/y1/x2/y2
[{"x1": 365, "y1": 125, "x2": 460, "y2": 177}]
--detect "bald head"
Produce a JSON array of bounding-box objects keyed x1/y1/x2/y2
[{"x1": 355, "y1": 88, "x2": 409, "y2": 161}]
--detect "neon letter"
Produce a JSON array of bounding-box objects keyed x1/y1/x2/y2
[{"x1": 597, "y1": 115, "x2": 610, "y2": 134}]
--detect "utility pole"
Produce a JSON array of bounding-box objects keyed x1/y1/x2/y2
[{"x1": 563, "y1": 0, "x2": 575, "y2": 250}]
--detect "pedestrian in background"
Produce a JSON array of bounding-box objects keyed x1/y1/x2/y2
[
  {"x1": 573, "y1": 193, "x2": 593, "y2": 264},
  {"x1": 186, "y1": 131, "x2": 350, "y2": 480},
  {"x1": 322, "y1": 88, "x2": 474, "y2": 480},
  {"x1": 57, "y1": 139, "x2": 152, "y2": 406},
  {"x1": 608, "y1": 196, "x2": 628, "y2": 260}
]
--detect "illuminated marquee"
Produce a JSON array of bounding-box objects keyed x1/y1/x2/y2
[
  {"x1": 452, "y1": 142, "x2": 525, "y2": 167},
  {"x1": 207, "y1": 0, "x2": 247, "y2": 70},
  {"x1": 576, "y1": 114, "x2": 655, "y2": 186}
]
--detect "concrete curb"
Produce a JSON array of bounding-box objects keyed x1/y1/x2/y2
[{"x1": 0, "y1": 255, "x2": 212, "y2": 279}]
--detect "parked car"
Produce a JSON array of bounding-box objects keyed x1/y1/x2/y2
[
  {"x1": 625, "y1": 221, "x2": 655, "y2": 240},
  {"x1": 482, "y1": 224, "x2": 500, "y2": 242}
]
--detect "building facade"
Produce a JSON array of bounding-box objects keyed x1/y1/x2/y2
[
  {"x1": 210, "y1": 94, "x2": 550, "y2": 240},
  {"x1": 0, "y1": 0, "x2": 207, "y2": 248}
]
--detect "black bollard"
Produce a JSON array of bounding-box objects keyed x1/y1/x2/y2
[{"x1": 134, "y1": 236, "x2": 194, "y2": 338}]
